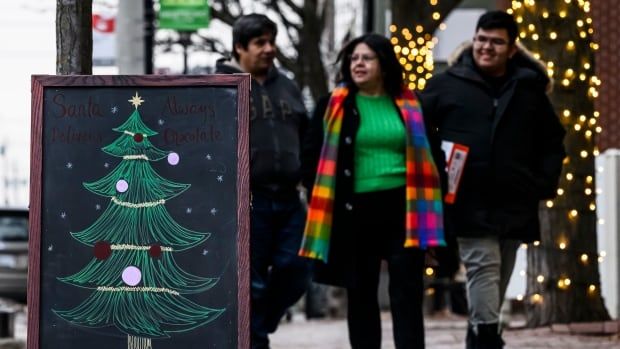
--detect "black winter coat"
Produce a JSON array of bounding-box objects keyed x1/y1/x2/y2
[
  {"x1": 418, "y1": 44, "x2": 566, "y2": 242},
  {"x1": 215, "y1": 58, "x2": 308, "y2": 199},
  {"x1": 301, "y1": 90, "x2": 446, "y2": 287}
]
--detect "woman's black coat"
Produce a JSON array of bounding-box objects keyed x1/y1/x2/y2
[{"x1": 301, "y1": 90, "x2": 446, "y2": 287}]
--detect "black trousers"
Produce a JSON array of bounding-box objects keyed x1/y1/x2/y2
[{"x1": 346, "y1": 187, "x2": 426, "y2": 349}]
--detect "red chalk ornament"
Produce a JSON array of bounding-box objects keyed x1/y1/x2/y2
[
  {"x1": 94, "y1": 241, "x2": 112, "y2": 260},
  {"x1": 149, "y1": 244, "x2": 162, "y2": 258},
  {"x1": 134, "y1": 133, "x2": 144, "y2": 142}
]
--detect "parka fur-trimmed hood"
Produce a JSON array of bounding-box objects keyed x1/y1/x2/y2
[{"x1": 447, "y1": 41, "x2": 554, "y2": 94}]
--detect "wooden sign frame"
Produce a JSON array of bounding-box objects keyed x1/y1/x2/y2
[{"x1": 28, "y1": 75, "x2": 250, "y2": 349}]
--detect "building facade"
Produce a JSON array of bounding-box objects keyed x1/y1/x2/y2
[{"x1": 592, "y1": 0, "x2": 620, "y2": 151}]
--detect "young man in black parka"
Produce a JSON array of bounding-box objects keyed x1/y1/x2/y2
[{"x1": 419, "y1": 11, "x2": 566, "y2": 349}]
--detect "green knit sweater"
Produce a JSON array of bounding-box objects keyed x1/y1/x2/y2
[{"x1": 354, "y1": 93, "x2": 407, "y2": 193}]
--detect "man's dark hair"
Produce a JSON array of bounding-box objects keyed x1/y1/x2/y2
[
  {"x1": 337, "y1": 33, "x2": 404, "y2": 98},
  {"x1": 232, "y1": 14, "x2": 277, "y2": 60},
  {"x1": 476, "y1": 10, "x2": 518, "y2": 44}
]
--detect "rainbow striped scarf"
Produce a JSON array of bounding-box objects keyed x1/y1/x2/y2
[{"x1": 299, "y1": 85, "x2": 445, "y2": 262}]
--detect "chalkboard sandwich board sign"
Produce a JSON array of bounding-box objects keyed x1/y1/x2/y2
[{"x1": 28, "y1": 75, "x2": 250, "y2": 349}]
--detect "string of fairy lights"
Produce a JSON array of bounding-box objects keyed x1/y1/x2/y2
[
  {"x1": 390, "y1": 0, "x2": 607, "y2": 306},
  {"x1": 389, "y1": 0, "x2": 446, "y2": 91},
  {"x1": 509, "y1": 0, "x2": 604, "y2": 306}
]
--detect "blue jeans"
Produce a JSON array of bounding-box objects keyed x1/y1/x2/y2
[{"x1": 250, "y1": 192, "x2": 311, "y2": 348}]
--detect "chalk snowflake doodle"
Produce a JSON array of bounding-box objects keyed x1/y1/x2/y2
[{"x1": 54, "y1": 92, "x2": 224, "y2": 343}]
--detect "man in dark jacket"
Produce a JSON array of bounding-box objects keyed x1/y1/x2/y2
[
  {"x1": 419, "y1": 11, "x2": 565, "y2": 349},
  {"x1": 215, "y1": 14, "x2": 311, "y2": 349}
]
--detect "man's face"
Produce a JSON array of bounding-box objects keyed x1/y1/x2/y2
[
  {"x1": 235, "y1": 32, "x2": 276, "y2": 77},
  {"x1": 472, "y1": 28, "x2": 517, "y2": 77}
]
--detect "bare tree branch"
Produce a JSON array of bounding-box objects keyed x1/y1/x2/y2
[
  {"x1": 266, "y1": 1, "x2": 302, "y2": 54},
  {"x1": 210, "y1": 0, "x2": 240, "y2": 26},
  {"x1": 279, "y1": 0, "x2": 303, "y2": 18},
  {"x1": 276, "y1": 51, "x2": 297, "y2": 71},
  {"x1": 268, "y1": 0, "x2": 302, "y2": 33},
  {"x1": 318, "y1": 0, "x2": 327, "y2": 31},
  {"x1": 193, "y1": 34, "x2": 229, "y2": 55}
]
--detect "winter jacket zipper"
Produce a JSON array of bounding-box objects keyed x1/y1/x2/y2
[{"x1": 491, "y1": 98, "x2": 499, "y2": 119}]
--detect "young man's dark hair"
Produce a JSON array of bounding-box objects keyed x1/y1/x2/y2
[
  {"x1": 232, "y1": 14, "x2": 277, "y2": 60},
  {"x1": 475, "y1": 10, "x2": 518, "y2": 44},
  {"x1": 337, "y1": 33, "x2": 404, "y2": 98}
]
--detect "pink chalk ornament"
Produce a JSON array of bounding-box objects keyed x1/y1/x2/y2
[
  {"x1": 168, "y1": 152, "x2": 180, "y2": 166},
  {"x1": 122, "y1": 266, "x2": 142, "y2": 286},
  {"x1": 116, "y1": 179, "x2": 129, "y2": 193}
]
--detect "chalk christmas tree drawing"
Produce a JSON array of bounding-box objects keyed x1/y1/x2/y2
[{"x1": 54, "y1": 92, "x2": 224, "y2": 338}]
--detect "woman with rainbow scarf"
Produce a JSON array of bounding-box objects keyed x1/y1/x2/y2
[{"x1": 299, "y1": 33, "x2": 447, "y2": 349}]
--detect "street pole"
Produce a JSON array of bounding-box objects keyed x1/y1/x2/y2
[
  {"x1": 0, "y1": 145, "x2": 7, "y2": 206},
  {"x1": 373, "y1": 0, "x2": 388, "y2": 35},
  {"x1": 117, "y1": 0, "x2": 145, "y2": 74},
  {"x1": 364, "y1": 0, "x2": 374, "y2": 33},
  {"x1": 179, "y1": 31, "x2": 192, "y2": 75},
  {"x1": 144, "y1": 0, "x2": 154, "y2": 74}
]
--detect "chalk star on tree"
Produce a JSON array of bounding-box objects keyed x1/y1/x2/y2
[{"x1": 128, "y1": 92, "x2": 145, "y2": 108}]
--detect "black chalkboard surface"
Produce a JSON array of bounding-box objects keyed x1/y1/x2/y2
[{"x1": 29, "y1": 75, "x2": 250, "y2": 349}]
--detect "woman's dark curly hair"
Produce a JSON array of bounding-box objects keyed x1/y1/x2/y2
[{"x1": 337, "y1": 33, "x2": 404, "y2": 98}]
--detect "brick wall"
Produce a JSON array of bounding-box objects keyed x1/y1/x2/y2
[
  {"x1": 592, "y1": 0, "x2": 620, "y2": 151},
  {"x1": 496, "y1": 0, "x2": 510, "y2": 10}
]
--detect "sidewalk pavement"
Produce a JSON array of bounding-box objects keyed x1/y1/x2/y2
[
  {"x1": 271, "y1": 313, "x2": 620, "y2": 349},
  {"x1": 5, "y1": 308, "x2": 619, "y2": 348}
]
